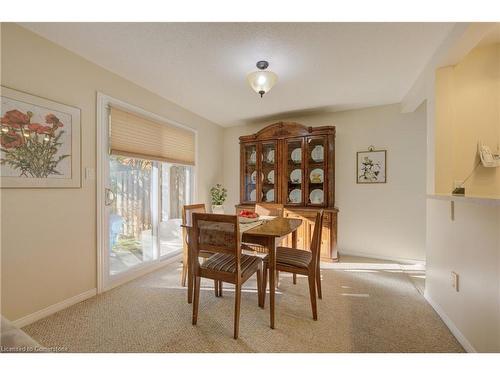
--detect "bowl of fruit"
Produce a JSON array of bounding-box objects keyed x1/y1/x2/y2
[{"x1": 238, "y1": 210, "x2": 260, "y2": 223}]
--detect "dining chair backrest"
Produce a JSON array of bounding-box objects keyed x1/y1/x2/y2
[
  {"x1": 309, "y1": 210, "x2": 324, "y2": 270},
  {"x1": 192, "y1": 213, "x2": 241, "y2": 267},
  {"x1": 182, "y1": 204, "x2": 206, "y2": 227},
  {"x1": 255, "y1": 203, "x2": 284, "y2": 217}
]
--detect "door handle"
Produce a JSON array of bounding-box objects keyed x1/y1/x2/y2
[{"x1": 105, "y1": 188, "x2": 116, "y2": 206}]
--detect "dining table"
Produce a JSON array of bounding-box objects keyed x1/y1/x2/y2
[{"x1": 183, "y1": 216, "x2": 302, "y2": 329}]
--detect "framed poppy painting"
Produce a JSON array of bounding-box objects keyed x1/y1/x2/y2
[
  {"x1": 356, "y1": 148, "x2": 387, "y2": 184},
  {"x1": 0, "y1": 87, "x2": 81, "y2": 188}
]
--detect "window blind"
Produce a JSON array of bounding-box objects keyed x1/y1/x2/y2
[{"x1": 110, "y1": 107, "x2": 195, "y2": 165}]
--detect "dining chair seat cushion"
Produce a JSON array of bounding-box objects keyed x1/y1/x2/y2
[
  {"x1": 201, "y1": 253, "x2": 261, "y2": 274},
  {"x1": 264, "y1": 247, "x2": 312, "y2": 269}
]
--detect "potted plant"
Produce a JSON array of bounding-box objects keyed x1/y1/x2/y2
[{"x1": 210, "y1": 184, "x2": 227, "y2": 214}]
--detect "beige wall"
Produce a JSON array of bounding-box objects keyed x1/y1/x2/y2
[
  {"x1": 426, "y1": 198, "x2": 500, "y2": 352},
  {"x1": 426, "y1": 35, "x2": 500, "y2": 352},
  {"x1": 435, "y1": 43, "x2": 500, "y2": 198},
  {"x1": 223, "y1": 103, "x2": 427, "y2": 262},
  {"x1": 0, "y1": 23, "x2": 224, "y2": 321}
]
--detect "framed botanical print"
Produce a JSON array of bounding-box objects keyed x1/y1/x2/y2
[
  {"x1": 0, "y1": 86, "x2": 81, "y2": 188},
  {"x1": 357, "y1": 148, "x2": 387, "y2": 184}
]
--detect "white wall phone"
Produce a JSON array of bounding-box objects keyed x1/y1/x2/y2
[{"x1": 478, "y1": 141, "x2": 500, "y2": 167}]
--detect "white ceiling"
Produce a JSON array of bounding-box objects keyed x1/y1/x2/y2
[{"x1": 20, "y1": 22, "x2": 455, "y2": 127}]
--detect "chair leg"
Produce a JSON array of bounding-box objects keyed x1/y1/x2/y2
[
  {"x1": 293, "y1": 273, "x2": 297, "y2": 284},
  {"x1": 181, "y1": 240, "x2": 188, "y2": 287},
  {"x1": 188, "y1": 271, "x2": 194, "y2": 304},
  {"x1": 308, "y1": 274, "x2": 318, "y2": 321},
  {"x1": 214, "y1": 279, "x2": 219, "y2": 297},
  {"x1": 316, "y1": 264, "x2": 322, "y2": 300},
  {"x1": 256, "y1": 265, "x2": 263, "y2": 307},
  {"x1": 262, "y1": 263, "x2": 268, "y2": 309},
  {"x1": 192, "y1": 276, "x2": 201, "y2": 325},
  {"x1": 219, "y1": 281, "x2": 223, "y2": 297},
  {"x1": 181, "y1": 262, "x2": 188, "y2": 287},
  {"x1": 234, "y1": 283, "x2": 242, "y2": 339},
  {"x1": 276, "y1": 270, "x2": 280, "y2": 288}
]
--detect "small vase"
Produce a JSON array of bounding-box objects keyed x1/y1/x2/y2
[{"x1": 212, "y1": 204, "x2": 224, "y2": 214}]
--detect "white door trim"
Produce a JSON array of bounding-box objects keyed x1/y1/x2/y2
[
  {"x1": 96, "y1": 92, "x2": 198, "y2": 294},
  {"x1": 96, "y1": 92, "x2": 107, "y2": 294}
]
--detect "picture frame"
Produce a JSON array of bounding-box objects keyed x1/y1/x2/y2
[
  {"x1": 356, "y1": 147, "x2": 387, "y2": 184},
  {"x1": 1, "y1": 86, "x2": 81, "y2": 188}
]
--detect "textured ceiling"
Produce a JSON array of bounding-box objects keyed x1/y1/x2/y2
[{"x1": 21, "y1": 22, "x2": 455, "y2": 127}]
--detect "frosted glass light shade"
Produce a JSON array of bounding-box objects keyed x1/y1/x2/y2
[{"x1": 247, "y1": 70, "x2": 278, "y2": 97}]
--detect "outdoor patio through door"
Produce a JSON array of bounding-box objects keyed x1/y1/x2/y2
[{"x1": 108, "y1": 156, "x2": 193, "y2": 276}]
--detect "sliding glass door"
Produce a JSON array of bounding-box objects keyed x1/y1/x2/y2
[
  {"x1": 98, "y1": 94, "x2": 197, "y2": 292},
  {"x1": 106, "y1": 156, "x2": 193, "y2": 277},
  {"x1": 108, "y1": 156, "x2": 156, "y2": 275},
  {"x1": 159, "y1": 163, "x2": 192, "y2": 258}
]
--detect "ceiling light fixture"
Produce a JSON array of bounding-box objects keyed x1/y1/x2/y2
[{"x1": 247, "y1": 60, "x2": 278, "y2": 98}]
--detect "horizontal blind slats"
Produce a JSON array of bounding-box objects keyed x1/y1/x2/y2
[{"x1": 110, "y1": 107, "x2": 195, "y2": 165}]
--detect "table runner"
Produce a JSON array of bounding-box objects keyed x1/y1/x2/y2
[{"x1": 238, "y1": 216, "x2": 276, "y2": 233}]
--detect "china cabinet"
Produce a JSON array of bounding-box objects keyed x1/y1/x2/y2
[{"x1": 237, "y1": 122, "x2": 339, "y2": 261}]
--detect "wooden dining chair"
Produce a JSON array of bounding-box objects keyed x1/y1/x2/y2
[
  {"x1": 181, "y1": 204, "x2": 206, "y2": 287},
  {"x1": 242, "y1": 203, "x2": 284, "y2": 255},
  {"x1": 182, "y1": 204, "x2": 224, "y2": 298},
  {"x1": 255, "y1": 203, "x2": 284, "y2": 217},
  {"x1": 191, "y1": 213, "x2": 263, "y2": 339},
  {"x1": 262, "y1": 210, "x2": 324, "y2": 320}
]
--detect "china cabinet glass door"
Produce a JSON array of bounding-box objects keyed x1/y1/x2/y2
[
  {"x1": 260, "y1": 141, "x2": 277, "y2": 203},
  {"x1": 243, "y1": 143, "x2": 258, "y2": 203},
  {"x1": 305, "y1": 136, "x2": 326, "y2": 206},
  {"x1": 285, "y1": 138, "x2": 304, "y2": 205}
]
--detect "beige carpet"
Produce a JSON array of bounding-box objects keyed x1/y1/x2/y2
[{"x1": 23, "y1": 256, "x2": 464, "y2": 353}]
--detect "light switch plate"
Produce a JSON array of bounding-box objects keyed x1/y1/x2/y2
[{"x1": 85, "y1": 167, "x2": 95, "y2": 180}]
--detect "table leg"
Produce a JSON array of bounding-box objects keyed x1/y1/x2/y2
[
  {"x1": 187, "y1": 228, "x2": 193, "y2": 304},
  {"x1": 268, "y1": 236, "x2": 276, "y2": 329}
]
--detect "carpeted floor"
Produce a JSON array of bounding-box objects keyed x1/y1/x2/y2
[{"x1": 22, "y1": 256, "x2": 464, "y2": 353}]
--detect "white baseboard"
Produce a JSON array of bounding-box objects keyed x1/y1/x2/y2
[
  {"x1": 339, "y1": 249, "x2": 426, "y2": 265},
  {"x1": 12, "y1": 288, "x2": 97, "y2": 328},
  {"x1": 424, "y1": 290, "x2": 476, "y2": 353},
  {"x1": 12, "y1": 255, "x2": 182, "y2": 328}
]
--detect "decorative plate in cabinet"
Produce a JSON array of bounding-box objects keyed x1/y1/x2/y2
[
  {"x1": 289, "y1": 188, "x2": 302, "y2": 203},
  {"x1": 311, "y1": 145, "x2": 324, "y2": 162},
  {"x1": 290, "y1": 169, "x2": 302, "y2": 184},
  {"x1": 310, "y1": 168, "x2": 324, "y2": 183},
  {"x1": 249, "y1": 189, "x2": 263, "y2": 201},
  {"x1": 250, "y1": 171, "x2": 264, "y2": 184},
  {"x1": 267, "y1": 170, "x2": 275, "y2": 184},
  {"x1": 266, "y1": 189, "x2": 275, "y2": 202},
  {"x1": 266, "y1": 149, "x2": 275, "y2": 163},
  {"x1": 309, "y1": 189, "x2": 324, "y2": 204},
  {"x1": 291, "y1": 148, "x2": 302, "y2": 163}
]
